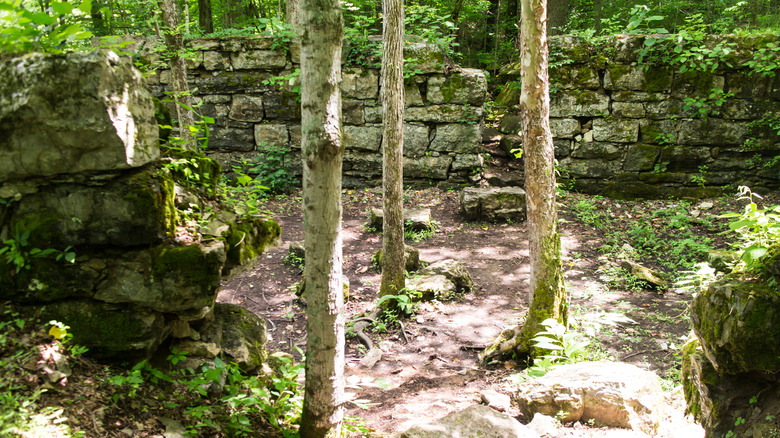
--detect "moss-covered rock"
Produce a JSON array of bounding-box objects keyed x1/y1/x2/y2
[
  {"x1": 195, "y1": 303, "x2": 268, "y2": 372},
  {"x1": 29, "y1": 299, "x2": 169, "y2": 360},
  {"x1": 691, "y1": 276, "x2": 780, "y2": 374},
  {"x1": 221, "y1": 217, "x2": 281, "y2": 276},
  {"x1": 11, "y1": 165, "x2": 176, "y2": 248}
]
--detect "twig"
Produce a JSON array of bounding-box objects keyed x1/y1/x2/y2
[
  {"x1": 621, "y1": 349, "x2": 661, "y2": 360},
  {"x1": 398, "y1": 320, "x2": 409, "y2": 344}
]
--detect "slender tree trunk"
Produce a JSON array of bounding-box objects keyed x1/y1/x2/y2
[
  {"x1": 518, "y1": 0, "x2": 567, "y2": 355},
  {"x1": 183, "y1": 0, "x2": 190, "y2": 34},
  {"x1": 298, "y1": 0, "x2": 345, "y2": 436},
  {"x1": 198, "y1": 0, "x2": 213, "y2": 34},
  {"x1": 286, "y1": 0, "x2": 300, "y2": 29},
  {"x1": 379, "y1": 0, "x2": 405, "y2": 299},
  {"x1": 481, "y1": 0, "x2": 567, "y2": 364},
  {"x1": 91, "y1": 0, "x2": 108, "y2": 36},
  {"x1": 159, "y1": 0, "x2": 196, "y2": 149}
]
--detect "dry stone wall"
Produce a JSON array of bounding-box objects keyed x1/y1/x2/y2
[
  {"x1": 499, "y1": 34, "x2": 780, "y2": 199},
  {"x1": 137, "y1": 36, "x2": 487, "y2": 188}
]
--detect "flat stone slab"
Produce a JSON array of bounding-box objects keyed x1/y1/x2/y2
[
  {"x1": 460, "y1": 186, "x2": 527, "y2": 222},
  {"x1": 369, "y1": 207, "x2": 432, "y2": 231},
  {"x1": 397, "y1": 404, "x2": 538, "y2": 438}
]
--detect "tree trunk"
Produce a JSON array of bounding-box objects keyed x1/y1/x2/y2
[
  {"x1": 481, "y1": 0, "x2": 567, "y2": 364},
  {"x1": 198, "y1": 0, "x2": 213, "y2": 34},
  {"x1": 547, "y1": 0, "x2": 568, "y2": 35},
  {"x1": 379, "y1": 0, "x2": 405, "y2": 300},
  {"x1": 298, "y1": 0, "x2": 345, "y2": 436},
  {"x1": 286, "y1": 0, "x2": 300, "y2": 29},
  {"x1": 159, "y1": 0, "x2": 196, "y2": 149}
]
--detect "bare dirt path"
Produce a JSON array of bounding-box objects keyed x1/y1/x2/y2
[{"x1": 214, "y1": 181, "x2": 743, "y2": 436}]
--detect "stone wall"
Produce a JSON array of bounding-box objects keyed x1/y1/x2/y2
[
  {"x1": 498, "y1": 34, "x2": 780, "y2": 199},
  {"x1": 134, "y1": 36, "x2": 487, "y2": 188}
]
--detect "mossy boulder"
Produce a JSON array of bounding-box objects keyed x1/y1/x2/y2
[
  {"x1": 0, "y1": 50, "x2": 159, "y2": 182},
  {"x1": 682, "y1": 336, "x2": 780, "y2": 438},
  {"x1": 691, "y1": 276, "x2": 780, "y2": 374},
  {"x1": 29, "y1": 299, "x2": 169, "y2": 360},
  {"x1": 11, "y1": 165, "x2": 177, "y2": 248},
  {"x1": 222, "y1": 217, "x2": 281, "y2": 276},
  {"x1": 196, "y1": 303, "x2": 268, "y2": 372}
]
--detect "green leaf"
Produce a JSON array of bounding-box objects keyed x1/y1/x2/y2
[
  {"x1": 729, "y1": 220, "x2": 755, "y2": 230},
  {"x1": 51, "y1": 1, "x2": 74, "y2": 15},
  {"x1": 742, "y1": 245, "x2": 768, "y2": 264},
  {"x1": 30, "y1": 12, "x2": 56, "y2": 25},
  {"x1": 532, "y1": 340, "x2": 564, "y2": 351},
  {"x1": 77, "y1": 0, "x2": 92, "y2": 13}
]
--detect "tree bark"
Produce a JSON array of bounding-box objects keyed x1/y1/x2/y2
[
  {"x1": 378, "y1": 0, "x2": 405, "y2": 300},
  {"x1": 286, "y1": 0, "x2": 300, "y2": 29},
  {"x1": 298, "y1": 0, "x2": 345, "y2": 436},
  {"x1": 159, "y1": 0, "x2": 196, "y2": 149},
  {"x1": 517, "y1": 0, "x2": 568, "y2": 355},
  {"x1": 481, "y1": 0, "x2": 567, "y2": 364},
  {"x1": 198, "y1": 0, "x2": 213, "y2": 34}
]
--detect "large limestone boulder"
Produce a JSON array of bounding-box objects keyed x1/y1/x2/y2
[
  {"x1": 10, "y1": 166, "x2": 176, "y2": 248},
  {"x1": 397, "y1": 404, "x2": 538, "y2": 438},
  {"x1": 0, "y1": 50, "x2": 159, "y2": 182},
  {"x1": 516, "y1": 361, "x2": 665, "y2": 435},
  {"x1": 460, "y1": 186, "x2": 527, "y2": 222},
  {"x1": 690, "y1": 276, "x2": 780, "y2": 374},
  {"x1": 197, "y1": 303, "x2": 268, "y2": 372}
]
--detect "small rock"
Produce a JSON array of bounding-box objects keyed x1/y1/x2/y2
[
  {"x1": 480, "y1": 389, "x2": 511, "y2": 412},
  {"x1": 527, "y1": 413, "x2": 559, "y2": 438},
  {"x1": 360, "y1": 348, "x2": 382, "y2": 368},
  {"x1": 160, "y1": 416, "x2": 188, "y2": 438},
  {"x1": 697, "y1": 201, "x2": 714, "y2": 210}
]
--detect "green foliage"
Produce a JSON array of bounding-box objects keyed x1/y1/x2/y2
[
  {"x1": 404, "y1": 4, "x2": 460, "y2": 60},
  {"x1": 745, "y1": 42, "x2": 780, "y2": 77},
  {"x1": 377, "y1": 287, "x2": 422, "y2": 320},
  {"x1": 682, "y1": 89, "x2": 733, "y2": 120},
  {"x1": 107, "y1": 350, "x2": 306, "y2": 437},
  {"x1": 257, "y1": 17, "x2": 296, "y2": 51},
  {"x1": 0, "y1": 217, "x2": 76, "y2": 274},
  {"x1": 719, "y1": 186, "x2": 780, "y2": 275},
  {"x1": 404, "y1": 220, "x2": 439, "y2": 242},
  {"x1": 283, "y1": 251, "x2": 304, "y2": 271},
  {"x1": 0, "y1": 0, "x2": 94, "y2": 57},
  {"x1": 508, "y1": 318, "x2": 590, "y2": 383},
  {"x1": 237, "y1": 142, "x2": 298, "y2": 196},
  {"x1": 571, "y1": 196, "x2": 611, "y2": 229},
  {"x1": 262, "y1": 68, "x2": 301, "y2": 100}
]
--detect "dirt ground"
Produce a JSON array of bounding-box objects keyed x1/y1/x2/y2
[{"x1": 215, "y1": 168, "x2": 760, "y2": 436}]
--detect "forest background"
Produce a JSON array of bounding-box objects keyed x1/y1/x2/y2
[{"x1": 3, "y1": 0, "x2": 780, "y2": 74}]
